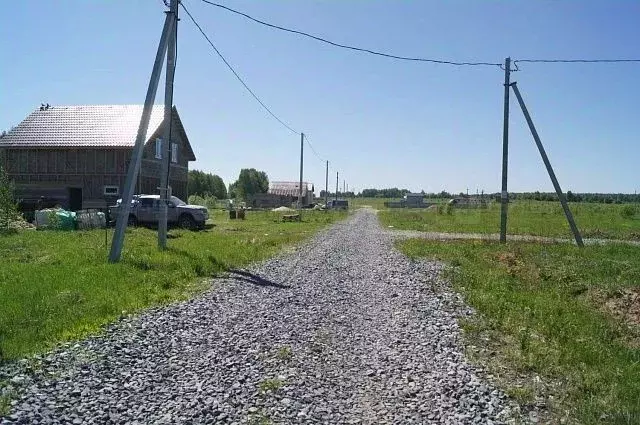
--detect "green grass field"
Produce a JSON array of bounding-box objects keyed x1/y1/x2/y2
[
  {"x1": 380, "y1": 200, "x2": 640, "y2": 240},
  {"x1": 348, "y1": 197, "x2": 446, "y2": 210},
  {"x1": 399, "y1": 239, "x2": 640, "y2": 424},
  {"x1": 0, "y1": 210, "x2": 347, "y2": 361},
  {"x1": 348, "y1": 197, "x2": 390, "y2": 209}
]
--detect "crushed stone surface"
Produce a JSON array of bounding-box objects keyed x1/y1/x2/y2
[{"x1": 1, "y1": 209, "x2": 522, "y2": 424}]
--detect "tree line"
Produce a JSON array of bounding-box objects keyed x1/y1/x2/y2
[
  {"x1": 188, "y1": 168, "x2": 270, "y2": 200},
  {"x1": 322, "y1": 188, "x2": 640, "y2": 204},
  {"x1": 187, "y1": 170, "x2": 227, "y2": 199},
  {"x1": 507, "y1": 191, "x2": 640, "y2": 204}
]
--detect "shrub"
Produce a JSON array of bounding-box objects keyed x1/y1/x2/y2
[
  {"x1": 188, "y1": 195, "x2": 218, "y2": 210},
  {"x1": 620, "y1": 205, "x2": 637, "y2": 219},
  {"x1": 0, "y1": 165, "x2": 18, "y2": 231},
  {"x1": 188, "y1": 195, "x2": 206, "y2": 207}
]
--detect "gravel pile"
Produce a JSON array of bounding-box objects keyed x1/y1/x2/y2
[{"x1": 1, "y1": 209, "x2": 520, "y2": 424}]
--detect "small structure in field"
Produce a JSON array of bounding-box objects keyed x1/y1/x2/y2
[
  {"x1": 249, "y1": 181, "x2": 314, "y2": 209},
  {"x1": 327, "y1": 199, "x2": 349, "y2": 210},
  {"x1": 448, "y1": 196, "x2": 488, "y2": 209},
  {"x1": 385, "y1": 193, "x2": 430, "y2": 208},
  {"x1": 405, "y1": 193, "x2": 427, "y2": 208}
]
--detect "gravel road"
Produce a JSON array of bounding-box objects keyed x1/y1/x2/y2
[{"x1": 1, "y1": 209, "x2": 519, "y2": 424}]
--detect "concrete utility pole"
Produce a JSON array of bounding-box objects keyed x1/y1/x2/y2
[
  {"x1": 298, "y1": 132, "x2": 304, "y2": 209},
  {"x1": 158, "y1": 0, "x2": 178, "y2": 249},
  {"x1": 499, "y1": 57, "x2": 511, "y2": 244},
  {"x1": 325, "y1": 160, "x2": 329, "y2": 207},
  {"x1": 335, "y1": 172, "x2": 339, "y2": 202},
  {"x1": 510, "y1": 82, "x2": 584, "y2": 247},
  {"x1": 109, "y1": 3, "x2": 176, "y2": 262}
]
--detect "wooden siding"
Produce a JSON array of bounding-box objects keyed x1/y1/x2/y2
[{"x1": 2, "y1": 144, "x2": 190, "y2": 207}]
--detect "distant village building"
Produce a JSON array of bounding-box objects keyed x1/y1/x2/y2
[
  {"x1": 405, "y1": 193, "x2": 427, "y2": 208},
  {"x1": 0, "y1": 104, "x2": 196, "y2": 213},
  {"x1": 448, "y1": 196, "x2": 488, "y2": 208},
  {"x1": 248, "y1": 181, "x2": 314, "y2": 208},
  {"x1": 385, "y1": 193, "x2": 430, "y2": 209}
]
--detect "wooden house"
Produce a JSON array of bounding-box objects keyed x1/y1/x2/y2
[
  {"x1": 248, "y1": 181, "x2": 315, "y2": 208},
  {"x1": 0, "y1": 104, "x2": 196, "y2": 212}
]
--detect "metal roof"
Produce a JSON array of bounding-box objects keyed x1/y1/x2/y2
[
  {"x1": 0, "y1": 105, "x2": 195, "y2": 160},
  {"x1": 269, "y1": 181, "x2": 313, "y2": 197}
]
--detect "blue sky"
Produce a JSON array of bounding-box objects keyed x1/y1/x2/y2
[{"x1": 2, "y1": 1, "x2": 639, "y2": 194}]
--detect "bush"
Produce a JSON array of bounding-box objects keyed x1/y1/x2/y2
[
  {"x1": 620, "y1": 205, "x2": 637, "y2": 219},
  {"x1": 188, "y1": 195, "x2": 206, "y2": 207},
  {"x1": 188, "y1": 194, "x2": 218, "y2": 211},
  {"x1": 0, "y1": 165, "x2": 18, "y2": 231}
]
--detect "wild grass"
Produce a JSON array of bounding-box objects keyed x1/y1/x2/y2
[
  {"x1": 349, "y1": 197, "x2": 391, "y2": 210},
  {"x1": 399, "y1": 238, "x2": 640, "y2": 424},
  {"x1": 380, "y1": 200, "x2": 640, "y2": 240},
  {"x1": 349, "y1": 197, "x2": 447, "y2": 210},
  {"x1": 0, "y1": 210, "x2": 347, "y2": 362},
  {"x1": 258, "y1": 378, "x2": 283, "y2": 393}
]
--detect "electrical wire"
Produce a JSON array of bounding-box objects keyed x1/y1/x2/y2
[
  {"x1": 199, "y1": 0, "x2": 503, "y2": 67},
  {"x1": 304, "y1": 135, "x2": 326, "y2": 162},
  {"x1": 181, "y1": 2, "x2": 299, "y2": 135},
  {"x1": 514, "y1": 58, "x2": 640, "y2": 65}
]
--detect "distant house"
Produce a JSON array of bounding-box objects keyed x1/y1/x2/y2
[
  {"x1": 385, "y1": 193, "x2": 430, "y2": 209},
  {"x1": 405, "y1": 193, "x2": 427, "y2": 208},
  {"x1": 448, "y1": 196, "x2": 488, "y2": 208},
  {"x1": 0, "y1": 104, "x2": 196, "y2": 212},
  {"x1": 248, "y1": 181, "x2": 314, "y2": 208}
]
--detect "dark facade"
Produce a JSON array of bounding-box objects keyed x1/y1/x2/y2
[{"x1": 0, "y1": 105, "x2": 195, "y2": 211}]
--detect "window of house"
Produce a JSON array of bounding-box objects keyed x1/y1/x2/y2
[
  {"x1": 171, "y1": 142, "x2": 178, "y2": 163},
  {"x1": 103, "y1": 185, "x2": 119, "y2": 196},
  {"x1": 155, "y1": 138, "x2": 162, "y2": 159}
]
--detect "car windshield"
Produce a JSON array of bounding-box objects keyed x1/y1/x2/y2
[{"x1": 170, "y1": 196, "x2": 186, "y2": 207}]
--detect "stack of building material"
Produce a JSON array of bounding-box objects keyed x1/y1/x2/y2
[{"x1": 76, "y1": 210, "x2": 106, "y2": 230}]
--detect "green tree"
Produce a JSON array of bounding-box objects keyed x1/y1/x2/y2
[
  {"x1": 209, "y1": 174, "x2": 227, "y2": 199},
  {"x1": 230, "y1": 168, "x2": 269, "y2": 200},
  {"x1": 188, "y1": 170, "x2": 227, "y2": 199},
  {"x1": 0, "y1": 165, "x2": 18, "y2": 230}
]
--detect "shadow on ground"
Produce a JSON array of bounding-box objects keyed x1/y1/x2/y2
[{"x1": 227, "y1": 269, "x2": 289, "y2": 289}]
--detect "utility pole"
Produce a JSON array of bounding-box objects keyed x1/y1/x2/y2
[
  {"x1": 325, "y1": 160, "x2": 329, "y2": 207},
  {"x1": 298, "y1": 132, "x2": 304, "y2": 209},
  {"x1": 510, "y1": 82, "x2": 584, "y2": 247},
  {"x1": 158, "y1": 0, "x2": 178, "y2": 249},
  {"x1": 109, "y1": 2, "x2": 176, "y2": 262},
  {"x1": 343, "y1": 180, "x2": 346, "y2": 195},
  {"x1": 499, "y1": 57, "x2": 511, "y2": 244},
  {"x1": 335, "y1": 172, "x2": 339, "y2": 202}
]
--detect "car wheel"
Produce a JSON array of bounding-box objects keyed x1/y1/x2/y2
[
  {"x1": 179, "y1": 214, "x2": 196, "y2": 230},
  {"x1": 127, "y1": 215, "x2": 138, "y2": 227}
]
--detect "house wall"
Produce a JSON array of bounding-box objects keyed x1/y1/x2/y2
[
  {"x1": 2, "y1": 136, "x2": 190, "y2": 211},
  {"x1": 139, "y1": 119, "x2": 189, "y2": 200}
]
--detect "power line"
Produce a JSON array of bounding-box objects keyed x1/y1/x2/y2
[
  {"x1": 304, "y1": 136, "x2": 326, "y2": 162},
  {"x1": 181, "y1": 2, "x2": 299, "y2": 135},
  {"x1": 199, "y1": 0, "x2": 503, "y2": 67},
  {"x1": 515, "y1": 58, "x2": 640, "y2": 65}
]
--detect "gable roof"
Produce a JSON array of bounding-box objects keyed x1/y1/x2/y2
[
  {"x1": 269, "y1": 181, "x2": 313, "y2": 197},
  {"x1": 0, "y1": 105, "x2": 195, "y2": 160}
]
